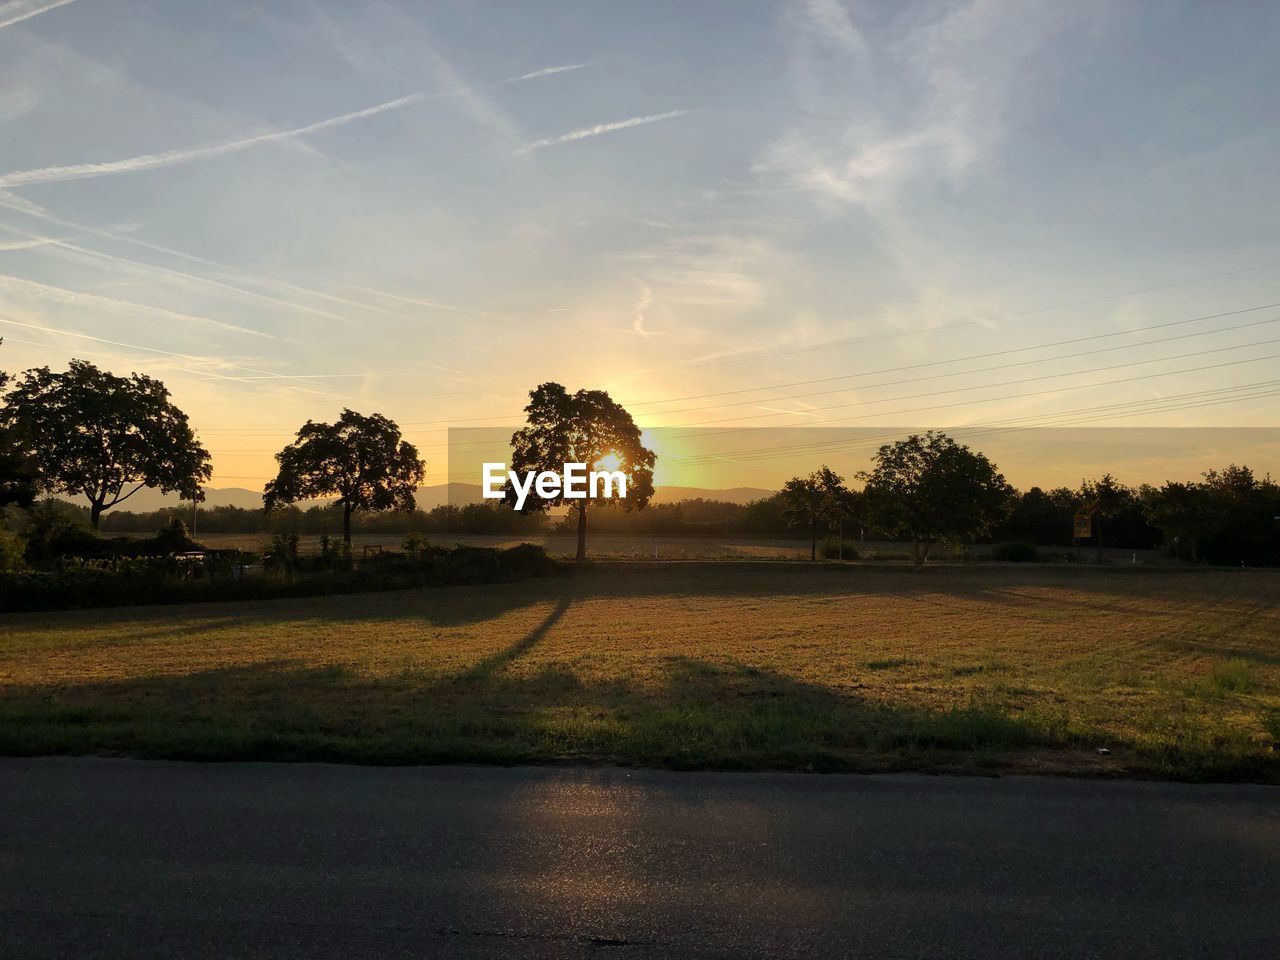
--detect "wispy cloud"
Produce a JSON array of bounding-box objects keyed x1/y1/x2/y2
[
  {"x1": 504, "y1": 62, "x2": 591, "y2": 83},
  {"x1": 0, "y1": 313, "x2": 368, "y2": 406},
  {"x1": 0, "y1": 273, "x2": 277, "y2": 339},
  {"x1": 516, "y1": 110, "x2": 688, "y2": 154},
  {"x1": 632, "y1": 282, "x2": 654, "y2": 337},
  {"x1": 796, "y1": 0, "x2": 868, "y2": 56},
  {"x1": 0, "y1": 193, "x2": 458, "y2": 323},
  {"x1": 0, "y1": 237, "x2": 59, "y2": 251},
  {"x1": 0, "y1": 0, "x2": 76, "y2": 31},
  {"x1": 0, "y1": 59, "x2": 596, "y2": 189},
  {"x1": 0, "y1": 91, "x2": 429, "y2": 189}
]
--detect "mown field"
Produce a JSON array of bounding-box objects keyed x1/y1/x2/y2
[
  {"x1": 1, "y1": 565, "x2": 1276, "y2": 780},
  {"x1": 194, "y1": 532, "x2": 1158, "y2": 563},
  {"x1": 196, "y1": 532, "x2": 834, "y2": 560}
]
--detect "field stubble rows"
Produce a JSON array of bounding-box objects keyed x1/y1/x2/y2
[{"x1": 0, "y1": 565, "x2": 1276, "y2": 780}]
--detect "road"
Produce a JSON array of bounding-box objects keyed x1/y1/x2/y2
[{"x1": 0, "y1": 759, "x2": 1276, "y2": 958}]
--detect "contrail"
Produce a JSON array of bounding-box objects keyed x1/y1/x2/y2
[
  {"x1": 0, "y1": 60, "x2": 598, "y2": 189},
  {"x1": 0, "y1": 0, "x2": 77, "y2": 31},
  {"x1": 516, "y1": 110, "x2": 687, "y2": 154},
  {"x1": 0, "y1": 272, "x2": 277, "y2": 339},
  {"x1": 0, "y1": 92, "x2": 428, "y2": 189},
  {"x1": 504, "y1": 62, "x2": 590, "y2": 83}
]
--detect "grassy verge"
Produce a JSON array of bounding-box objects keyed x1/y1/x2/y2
[{"x1": 1, "y1": 564, "x2": 1276, "y2": 781}]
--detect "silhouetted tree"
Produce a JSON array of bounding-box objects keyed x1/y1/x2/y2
[
  {"x1": 0, "y1": 359, "x2": 211, "y2": 528},
  {"x1": 0, "y1": 342, "x2": 38, "y2": 510},
  {"x1": 507, "y1": 382, "x2": 655, "y2": 560},
  {"x1": 779, "y1": 466, "x2": 853, "y2": 560},
  {"x1": 264, "y1": 409, "x2": 424, "y2": 545},
  {"x1": 861, "y1": 431, "x2": 1012, "y2": 566},
  {"x1": 1078, "y1": 473, "x2": 1132, "y2": 562}
]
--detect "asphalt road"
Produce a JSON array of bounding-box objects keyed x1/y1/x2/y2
[{"x1": 0, "y1": 760, "x2": 1276, "y2": 958}]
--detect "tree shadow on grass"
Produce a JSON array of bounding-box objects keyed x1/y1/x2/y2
[
  {"x1": 4, "y1": 593, "x2": 1272, "y2": 781},
  {"x1": 19, "y1": 562, "x2": 1271, "y2": 643}
]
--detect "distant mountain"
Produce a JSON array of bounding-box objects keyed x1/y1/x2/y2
[
  {"x1": 651, "y1": 486, "x2": 774, "y2": 505},
  {"x1": 75, "y1": 486, "x2": 266, "y2": 513},
  {"x1": 416, "y1": 483, "x2": 484, "y2": 509}
]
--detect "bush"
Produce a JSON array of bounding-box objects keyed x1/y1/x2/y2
[
  {"x1": 0, "y1": 529, "x2": 26, "y2": 571},
  {"x1": 820, "y1": 538, "x2": 859, "y2": 560},
  {"x1": 154, "y1": 517, "x2": 197, "y2": 554},
  {"x1": 501, "y1": 543, "x2": 561, "y2": 577},
  {"x1": 992, "y1": 541, "x2": 1039, "y2": 563}
]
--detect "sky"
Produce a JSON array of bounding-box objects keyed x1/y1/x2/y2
[{"x1": 1, "y1": 0, "x2": 1278, "y2": 494}]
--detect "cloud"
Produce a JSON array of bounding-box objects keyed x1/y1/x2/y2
[
  {"x1": 516, "y1": 110, "x2": 688, "y2": 154},
  {"x1": 0, "y1": 91, "x2": 429, "y2": 190},
  {"x1": 0, "y1": 237, "x2": 59, "y2": 251},
  {"x1": 0, "y1": 0, "x2": 76, "y2": 31},
  {"x1": 0, "y1": 58, "x2": 597, "y2": 189},
  {"x1": 505, "y1": 63, "x2": 591, "y2": 83},
  {"x1": 796, "y1": 0, "x2": 868, "y2": 56},
  {"x1": 0, "y1": 313, "x2": 355, "y2": 399},
  {"x1": 0, "y1": 273, "x2": 277, "y2": 339},
  {"x1": 761, "y1": 0, "x2": 1082, "y2": 212},
  {"x1": 632, "y1": 282, "x2": 654, "y2": 337}
]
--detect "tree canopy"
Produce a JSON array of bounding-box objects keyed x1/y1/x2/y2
[
  {"x1": 779, "y1": 465, "x2": 855, "y2": 560},
  {"x1": 507, "y1": 382, "x2": 655, "y2": 560},
  {"x1": 0, "y1": 341, "x2": 39, "y2": 510},
  {"x1": 0, "y1": 358, "x2": 210, "y2": 527},
  {"x1": 264, "y1": 409, "x2": 425, "y2": 544},
  {"x1": 861, "y1": 431, "x2": 1011, "y2": 565},
  {"x1": 1077, "y1": 473, "x2": 1133, "y2": 561}
]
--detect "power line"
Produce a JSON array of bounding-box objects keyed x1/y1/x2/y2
[{"x1": 665, "y1": 353, "x2": 1280, "y2": 465}]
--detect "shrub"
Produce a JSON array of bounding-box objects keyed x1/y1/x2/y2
[
  {"x1": 992, "y1": 541, "x2": 1039, "y2": 563},
  {"x1": 501, "y1": 542, "x2": 561, "y2": 578},
  {"x1": 0, "y1": 529, "x2": 26, "y2": 571},
  {"x1": 267, "y1": 533, "x2": 300, "y2": 570},
  {"x1": 154, "y1": 517, "x2": 197, "y2": 554},
  {"x1": 820, "y1": 538, "x2": 858, "y2": 560}
]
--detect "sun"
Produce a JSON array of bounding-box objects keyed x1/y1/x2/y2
[{"x1": 594, "y1": 451, "x2": 624, "y2": 472}]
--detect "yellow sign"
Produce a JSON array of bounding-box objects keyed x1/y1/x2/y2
[{"x1": 1073, "y1": 513, "x2": 1092, "y2": 539}]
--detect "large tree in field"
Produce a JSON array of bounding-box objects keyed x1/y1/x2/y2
[
  {"x1": 1077, "y1": 473, "x2": 1132, "y2": 563},
  {"x1": 0, "y1": 359, "x2": 211, "y2": 528},
  {"x1": 264, "y1": 409, "x2": 424, "y2": 545},
  {"x1": 779, "y1": 465, "x2": 853, "y2": 560},
  {"x1": 861, "y1": 431, "x2": 1011, "y2": 566},
  {"x1": 0, "y1": 341, "x2": 38, "y2": 510},
  {"x1": 508, "y1": 382, "x2": 655, "y2": 561}
]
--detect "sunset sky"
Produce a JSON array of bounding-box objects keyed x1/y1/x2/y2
[{"x1": 1, "y1": 0, "x2": 1278, "y2": 493}]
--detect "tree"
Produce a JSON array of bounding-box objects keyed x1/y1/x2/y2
[
  {"x1": 507, "y1": 382, "x2": 655, "y2": 561},
  {"x1": 861, "y1": 431, "x2": 1012, "y2": 566},
  {"x1": 1140, "y1": 481, "x2": 1216, "y2": 562},
  {"x1": 264, "y1": 409, "x2": 424, "y2": 545},
  {"x1": 0, "y1": 359, "x2": 211, "y2": 528},
  {"x1": 1078, "y1": 473, "x2": 1132, "y2": 563},
  {"x1": 0, "y1": 340, "x2": 39, "y2": 510},
  {"x1": 779, "y1": 465, "x2": 853, "y2": 560}
]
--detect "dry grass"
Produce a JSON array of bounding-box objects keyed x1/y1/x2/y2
[{"x1": 1, "y1": 564, "x2": 1277, "y2": 780}]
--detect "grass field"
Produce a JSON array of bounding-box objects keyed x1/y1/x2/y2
[
  {"x1": 1, "y1": 565, "x2": 1276, "y2": 780},
  {"x1": 194, "y1": 531, "x2": 1160, "y2": 563},
  {"x1": 195, "y1": 532, "x2": 838, "y2": 560}
]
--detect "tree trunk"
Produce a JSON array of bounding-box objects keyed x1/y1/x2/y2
[
  {"x1": 576, "y1": 503, "x2": 588, "y2": 561},
  {"x1": 810, "y1": 519, "x2": 818, "y2": 561},
  {"x1": 912, "y1": 540, "x2": 922, "y2": 568},
  {"x1": 1095, "y1": 517, "x2": 1103, "y2": 564},
  {"x1": 343, "y1": 503, "x2": 352, "y2": 545},
  {"x1": 89, "y1": 500, "x2": 103, "y2": 530}
]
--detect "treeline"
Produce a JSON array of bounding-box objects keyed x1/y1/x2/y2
[
  {"x1": 94, "y1": 501, "x2": 551, "y2": 537},
  {"x1": 78, "y1": 464, "x2": 1280, "y2": 566}
]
